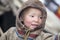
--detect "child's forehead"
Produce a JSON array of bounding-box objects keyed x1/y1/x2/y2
[{"x1": 23, "y1": 7, "x2": 42, "y2": 15}]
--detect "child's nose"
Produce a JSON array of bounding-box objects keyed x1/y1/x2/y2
[{"x1": 33, "y1": 17, "x2": 39, "y2": 22}]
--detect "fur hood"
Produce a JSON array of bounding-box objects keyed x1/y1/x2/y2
[{"x1": 16, "y1": 0, "x2": 47, "y2": 32}]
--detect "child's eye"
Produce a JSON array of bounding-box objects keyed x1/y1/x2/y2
[
  {"x1": 39, "y1": 17, "x2": 43, "y2": 19},
  {"x1": 29, "y1": 15, "x2": 34, "y2": 17},
  {"x1": 31, "y1": 16, "x2": 34, "y2": 17}
]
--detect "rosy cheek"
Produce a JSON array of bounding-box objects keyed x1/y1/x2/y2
[{"x1": 24, "y1": 20, "x2": 31, "y2": 27}]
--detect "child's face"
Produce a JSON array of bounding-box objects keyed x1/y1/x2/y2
[{"x1": 23, "y1": 8, "x2": 43, "y2": 30}]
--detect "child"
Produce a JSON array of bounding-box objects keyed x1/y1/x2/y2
[{"x1": 0, "y1": 0, "x2": 57, "y2": 40}]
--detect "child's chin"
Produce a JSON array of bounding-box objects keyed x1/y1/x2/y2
[{"x1": 29, "y1": 28, "x2": 36, "y2": 31}]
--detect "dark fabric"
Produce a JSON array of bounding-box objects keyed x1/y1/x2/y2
[{"x1": 0, "y1": 10, "x2": 16, "y2": 32}]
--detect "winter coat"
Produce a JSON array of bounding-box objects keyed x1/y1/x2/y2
[
  {"x1": 0, "y1": 27, "x2": 57, "y2": 40},
  {"x1": 0, "y1": 27, "x2": 3, "y2": 37}
]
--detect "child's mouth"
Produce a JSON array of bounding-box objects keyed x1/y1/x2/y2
[{"x1": 31, "y1": 24, "x2": 39, "y2": 27}]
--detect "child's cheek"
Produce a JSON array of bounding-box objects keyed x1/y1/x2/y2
[{"x1": 24, "y1": 20, "x2": 32, "y2": 28}]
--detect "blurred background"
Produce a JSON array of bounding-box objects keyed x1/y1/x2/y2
[{"x1": 0, "y1": 0, "x2": 60, "y2": 35}]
